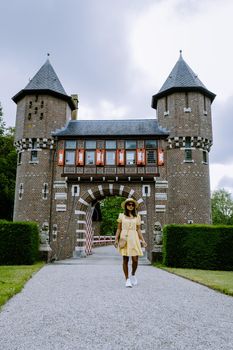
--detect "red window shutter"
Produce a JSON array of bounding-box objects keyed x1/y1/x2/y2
[
  {"x1": 58, "y1": 150, "x2": 64, "y2": 166},
  {"x1": 96, "y1": 149, "x2": 105, "y2": 166},
  {"x1": 136, "y1": 148, "x2": 146, "y2": 165},
  {"x1": 76, "y1": 149, "x2": 84, "y2": 166},
  {"x1": 158, "y1": 148, "x2": 164, "y2": 166},
  {"x1": 117, "y1": 149, "x2": 125, "y2": 165},
  {"x1": 101, "y1": 149, "x2": 105, "y2": 165}
]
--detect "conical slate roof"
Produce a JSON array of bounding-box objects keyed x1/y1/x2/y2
[
  {"x1": 12, "y1": 59, "x2": 76, "y2": 110},
  {"x1": 24, "y1": 59, "x2": 67, "y2": 95},
  {"x1": 152, "y1": 51, "x2": 216, "y2": 109}
]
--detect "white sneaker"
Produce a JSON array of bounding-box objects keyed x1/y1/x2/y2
[
  {"x1": 125, "y1": 278, "x2": 132, "y2": 288},
  {"x1": 130, "y1": 275, "x2": 137, "y2": 286}
]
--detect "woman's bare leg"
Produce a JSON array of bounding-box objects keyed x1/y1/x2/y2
[
  {"x1": 123, "y1": 256, "x2": 129, "y2": 279},
  {"x1": 132, "y1": 256, "x2": 138, "y2": 275}
]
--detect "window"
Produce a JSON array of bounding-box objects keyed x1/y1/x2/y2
[
  {"x1": 86, "y1": 140, "x2": 96, "y2": 149},
  {"x1": 42, "y1": 183, "x2": 48, "y2": 200},
  {"x1": 65, "y1": 140, "x2": 76, "y2": 149},
  {"x1": 30, "y1": 139, "x2": 38, "y2": 162},
  {"x1": 72, "y1": 185, "x2": 80, "y2": 197},
  {"x1": 106, "y1": 151, "x2": 116, "y2": 165},
  {"x1": 31, "y1": 150, "x2": 38, "y2": 162},
  {"x1": 184, "y1": 137, "x2": 192, "y2": 162},
  {"x1": 28, "y1": 113, "x2": 32, "y2": 120},
  {"x1": 204, "y1": 95, "x2": 206, "y2": 111},
  {"x1": 203, "y1": 96, "x2": 207, "y2": 115},
  {"x1": 203, "y1": 150, "x2": 208, "y2": 163},
  {"x1": 19, "y1": 183, "x2": 24, "y2": 200},
  {"x1": 40, "y1": 113, "x2": 43, "y2": 120},
  {"x1": 142, "y1": 185, "x2": 151, "y2": 197},
  {"x1": 165, "y1": 96, "x2": 168, "y2": 111},
  {"x1": 106, "y1": 140, "x2": 116, "y2": 149},
  {"x1": 65, "y1": 151, "x2": 75, "y2": 165},
  {"x1": 145, "y1": 140, "x2": 157, "y2": 149},
  {"x1": 18, "y1": 152, "x2": 22, "y2": 165},
  {"x1": 126, "y1": 151, "x2": 136, "y2": 165},
  {"x1": 146, "y1": 150, "x2": 157, "y2": 164},
  {"x1": 85, "y1": 151, "x2": 95, "y2": 165},
  {"x1": 185, "y1": 137, "x2": 191, "y2": 148},
  {"x1": 35, "y1": 107, "x2": 38, "y2": 114},
  {"x1": 32, "y1": 138, "x2": 37, "y2": 149},
  {"x1": 125, "y1": 140, "x2": 136, "y2": 149},
  {"x1": 185, "y1": 92, "x2": 189, "y2": 108},
  {"x1": 185, "y1": 149, "x2": 192, "y2": 161}
]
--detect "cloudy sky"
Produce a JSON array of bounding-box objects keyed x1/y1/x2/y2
[{"x1": 0, "y1": 0, "x2": 233, "y2": 194}]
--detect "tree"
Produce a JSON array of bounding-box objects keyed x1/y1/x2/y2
[
  {"x1": 0, "y1": 102, "x2": 6, "y2": 135},
  {"x1": 211, "y1": 189, "x2": 233, "y2": 225},
  {"x1": 0, "y1": 103, "x2": 17, "y2": 220},
  {"x1": 100, "y1": 196, "x2": 124, "y2": 235}
]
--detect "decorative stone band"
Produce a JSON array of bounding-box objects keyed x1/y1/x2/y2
[
  {"x1": 155, "y1": 204, "x2": 166, "y2": 212},
  {"x1": 14, "y1": 138, "x2": 55, "y2": 151},
  {"x1": 167, "y1": 136, "x2": 212, "y2": 151},
  {"x1": 53, "y1": 180, "x2": 67, "y2": 189}
]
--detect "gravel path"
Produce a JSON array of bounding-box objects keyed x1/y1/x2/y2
[{"x1": 0, "y1": 246, "x2": 233, "y2": 350}]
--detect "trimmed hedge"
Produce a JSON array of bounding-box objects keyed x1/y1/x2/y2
[
  {"x1": 163, "y1": 224, "x2": 233, "y2": 270},
  {"x1": 0, "y1": 221, "x2": 39, "y2": 265}
]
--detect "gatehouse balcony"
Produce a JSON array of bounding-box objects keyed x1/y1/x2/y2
[{"x1": 57, "y1": 138, "x2": 165, "y2": 182}]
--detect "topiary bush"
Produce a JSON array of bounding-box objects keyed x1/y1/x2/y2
[
  {"x1": 0, "y1": 221, "x2": 39, "y2": 265},
  {"x1": 163, "y1": 224, "x2": 233, "y2": 270}
]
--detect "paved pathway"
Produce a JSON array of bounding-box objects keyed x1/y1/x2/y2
[{"x1": 0, "y1": 246, "x2": 233, "y2": 350}]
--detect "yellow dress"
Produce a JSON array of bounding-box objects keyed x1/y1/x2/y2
[{"x1": 117, "y1": 213, "x2": 143, "y2": 257}]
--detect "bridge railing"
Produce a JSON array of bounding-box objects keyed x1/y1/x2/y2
[{"x1": 92, "y1": 235, "x2": 115, "y2": 246}]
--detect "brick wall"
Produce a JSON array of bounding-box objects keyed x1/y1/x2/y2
[{"x1": 156, "y1": 91, "x2": 213, "y2": 224}]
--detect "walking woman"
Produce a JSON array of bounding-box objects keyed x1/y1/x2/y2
[{"x1": 115, "y1": 198, "x2": 147, "y2": 288}]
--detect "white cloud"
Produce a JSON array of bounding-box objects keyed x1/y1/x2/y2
[
  {"x1": 78, "y1": 99, "x2": 130, "y2": 120},
  {"x1": 210, "y1": 97, "x2": 233, "y2": 164},
  {"x1": 218, "y1": 176, "x2": 233, "y2": 192},
  {"x1": 128, "y1": 0, "x2": 233, "y2": 100},
  {"x1": 2, "y1": 0, "x2": 233, "y2": 198},
  {"x1": 210, "y1": 163, "x2": 233, "y2": 194},
  {"x1": 128, "y1": 0, "x2": 233, "y2": 195}
]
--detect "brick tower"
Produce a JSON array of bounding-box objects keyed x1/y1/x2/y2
[
  {"x1": 152, "y1": 51, "x2": 216, "y2": 224},
  {"x1": 12, "y1": 58, "x2": 76, "y2": 230}
]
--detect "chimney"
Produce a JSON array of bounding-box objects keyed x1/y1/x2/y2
[{"x1": 71, "y1": 94, "x2": 79, "y2": 120}]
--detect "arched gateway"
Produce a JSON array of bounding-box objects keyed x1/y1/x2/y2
[
  {"x1": 12, "y1": 52, "x2": 216, "y2": 261},
  {"x1": 74, "y1": 184, "x2": 147, "y2": 257}
]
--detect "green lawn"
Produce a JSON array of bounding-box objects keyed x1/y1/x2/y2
[
  {"x1": 155, "y1": 264, "x2": 233, "y2": 296},
  {"x1": 0, "y1": 262, "x2": 45, "y2": 309}
]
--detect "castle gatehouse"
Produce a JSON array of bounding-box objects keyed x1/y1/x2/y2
[{"x1": 12, "y1": 52, "x2": 216, "y2": 260}]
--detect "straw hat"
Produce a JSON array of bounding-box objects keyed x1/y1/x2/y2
[{"x1": 121, "y1": 198, "x2": 139, "y2": 209}]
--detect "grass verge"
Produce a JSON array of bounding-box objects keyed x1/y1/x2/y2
[
  {"x1": 154, "y1": 263, "x2": 233, "y2": 297},
  {"x1": 0, "y1": 262, "x2": 45, "y2": 309}
]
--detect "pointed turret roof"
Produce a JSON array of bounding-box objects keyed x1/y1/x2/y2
[
  {"x1": 12, "y1": 58, "x2": 76, "y2": 110},
  {"x1": 151, "y1": 51, "x2": 216, "y2": 109},
  {"x1": 24, "y1": 59, "x2": 67, "y2": 95}
]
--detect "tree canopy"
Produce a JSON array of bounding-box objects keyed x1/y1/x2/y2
[
  {"x1": 211, "y1": 189, "x2": 233, "y2": 225},
  {"x1": 100, "y1": 196, "x2": 124, "y2": 235},
  {"x1": 0, "y1": 103, "x2": 17, "y2": 220}
]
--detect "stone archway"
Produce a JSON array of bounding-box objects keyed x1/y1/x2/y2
[{"x1": 74, "y1": 183, "x2": 147, "y2": 257}]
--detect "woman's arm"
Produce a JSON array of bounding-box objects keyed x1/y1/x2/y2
[
  {"x1": 137, "y1": 226, "x2": 147, "y2": 247},
  {"x1": 114, "y1": 222, "x2": 122, "y2": 247}
]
